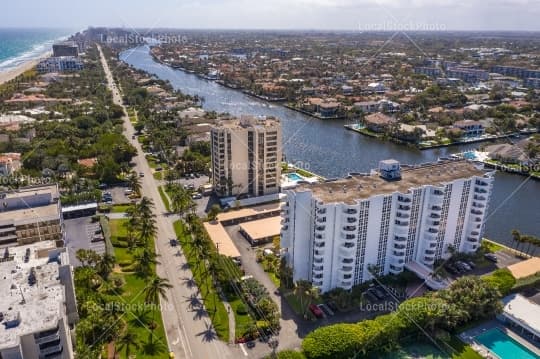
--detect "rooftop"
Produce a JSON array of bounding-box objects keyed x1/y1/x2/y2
[
  {"x1": 507, "y1": 257, "x2": 540, "y2": 279},
  {"x1": 239, "y1": 216, "x2": 281, "y2": 241},
  {"x1": 217, "y1": 202, "x2": 281, "y2": 222},
  {"x1": 294, "y1": 160, "x2": 487, "y2": 204},
  {"x1": 502, "y1": 294, "x2": 540, "y2": 336},
  {"x1": 0, "y1": 241, "x2": 67, "y2": 349},
  {"x1": 212, "y1": 115, "x2": 281, "y2": 131},
  {"x1": 203, "y1": 221, "x2": 241, "y2": 258}
]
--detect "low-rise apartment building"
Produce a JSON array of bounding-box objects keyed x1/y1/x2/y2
[
  {"x1": 0, "y1": 185, "x2": 63, "y2": 248},
  {"x1": 281, "y1": 159, "x2": 494, "y2": 293}
]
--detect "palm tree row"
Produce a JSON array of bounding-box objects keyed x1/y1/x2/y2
[{"x1": 511, "y1": 229, "x2": 540, "y2": 256}]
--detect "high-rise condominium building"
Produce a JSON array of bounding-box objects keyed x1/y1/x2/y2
[
  {"x1": 281, "y1": 159, "x2": 494, "y2": 293},
  {"x1": 0, "y1": 241, "x2": 78, "y2": 359},
  {"x1": 211, "y1": 116, "x2": 282, "y2": 197}
]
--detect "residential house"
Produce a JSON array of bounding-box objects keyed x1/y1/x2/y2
[{"x1": 363, "y1": 112, "x2": 396, "y2": 133}]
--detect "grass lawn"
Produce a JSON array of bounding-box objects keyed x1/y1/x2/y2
[
  {"x1": 153, "y1": 171, "x2": 163, "y2": 180},
  {"x1": 173, "y1": 220, "x2": 230, "y2": 341},
  {"x1": 445, "y1": 336, "x2": 483, "y2": 359},
  {"x1": 229, "y1": 297, "x2": 256, "y2": 339},
  {"x1": 158, "y1": 186, "x2": 171, "y2": 212},
  {"x1": 481, "y1": 239, "x2": 505, "y2": 253},
  {"x1": 108, "y1": 219, "x2": 168, "y2": 358},
  {"x1": 111, "y1": 204, "x2": 132, "y2": 213}
]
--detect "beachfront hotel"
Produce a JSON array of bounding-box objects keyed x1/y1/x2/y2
[
  {"x1": 210, "y1": 116, "x2": 282, "y2": 197},
  {"x1": 0, "y1": 241, "x2": 78, "y2": 359},
  {"x1": 281, "y1": 159, "x2": 494, "y2": 293}
]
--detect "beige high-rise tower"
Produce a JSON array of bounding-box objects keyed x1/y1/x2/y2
[{"x1": 211, "y1": 116, "x2": 282, "y2": 197}]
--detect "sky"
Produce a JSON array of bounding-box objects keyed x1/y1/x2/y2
[{"x1": 1, "y1": 0, "x2": 540, "y2": 31}]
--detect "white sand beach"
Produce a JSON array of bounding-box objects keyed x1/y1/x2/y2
[{"x1": 0, "y1": 52, "x2": 51, "y2": 85}]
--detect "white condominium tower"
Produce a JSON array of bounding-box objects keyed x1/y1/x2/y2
[
  {"x1": 281, "y1": 159, "x2": 494, "y2": 293},
  {"x1": 211, "y1": 116, "x2": 282, "y2": 197}
]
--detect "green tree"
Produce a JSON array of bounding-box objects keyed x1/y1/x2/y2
[
  {"x1": 143, "y1": 276, "x2": 173, "y2": 344},
  {"x1": 116, "y1": 329, "x2": 140, "y2": 359}
]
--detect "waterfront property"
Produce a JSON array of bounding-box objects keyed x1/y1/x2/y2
[
  {"x1": 498, "y1": 294, "x2": 540, "y2": 346},
  {"x1": 281, "y1": 159, "x2": 494, "y2": 293},
  {"x1": 0, "y1": 241, "x2": 77, "y2": 359},
  {"x1": 475, "y1": 328, "x2": 539, "y2": 359},
  {"x1": 210, "y1": 115, "x2": 282, "y2": 197}
]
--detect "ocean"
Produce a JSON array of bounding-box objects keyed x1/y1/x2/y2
[{"x1": 0, "y1": 28, "x2": 77, "y2": 72}]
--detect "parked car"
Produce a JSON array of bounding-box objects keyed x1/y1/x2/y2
[
  {"x1": 192, "y1": 193, "x2": 202, "y2": 200},
  {"x1": 309, "y1": 304, "x2": 324, "y2": 318},
  {"x1": 466, "y1": 260, "x2": 476, "y2": 269},
  {"x1": 484, "y1": 253, "x2": 498, "y2": 262},
  {"x1": 318, "y1": 303, "x2": 334, "y2": 316},
  {"x1": 246, "y1": 341, "x2": 256, "y2": 349},
  {"x1": 445, "y1": 264, "x2": 458, "y2": 275},
  {"x1": 139, "y1": 172, "x2": 145, "y2": 177},
  {"x1": 326, "y1": 301, "x2": 339, "y2": 312},
  {"x1": 169, "y1": 239, "x2": 178, "y2": 247}
]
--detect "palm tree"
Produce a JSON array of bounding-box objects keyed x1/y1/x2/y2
[
  {"x1": 511, "y1": 229, "x2": 522, "y2": 252},
  {"x1": 143, "y1": 276, "x2": 173, "y2": 344},
  {"x1": 138, "y1": 216, "x2": 158, "y2": 245},
  {"x1": 128, "y1": 171, "x2": 142, "y2": 197},
  {"x1": 116, "y1": 329, "x2": 140, "y2": 359},
  {"x1": 96, "y1": 253, "x2": 116, "y2": 280},
  {"x1": 134, "y1": 247, "x2": 160, "y2": 278}
]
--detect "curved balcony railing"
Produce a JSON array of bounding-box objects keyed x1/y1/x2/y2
[
  {"x1": 474, "y1": 188, "x2": 488, "y2": 194},
  {"x1": 423, "y1": 256, "x2": 435, "y2": 264},
  {"x1": 346, "y1": 217, "x2": 357, "y2": 223},
  {"x1": 313, "y1": 257, "x2": 324, "y2": 264},
  {"x1": 395, "y1": 220, "x2": 409, "y2": 227},
  {"x1": 394, "y1": 235, "x2": 407, "y2": 242},
  {"x1": 397, "y1": 195, "x2": 412, "y2": 203},
  {"x1": 475, "y1": 180, "x2": 489, "y2": 187},
  {"x1": 394, "y1": 243, "x2": 406, "y2": 250},
  {"x1": 431, "y1": 205, "x2": 442, "y2": 211},
  {"x1": 343, "y1": 208, "x2": 358, "y2": 215},
  {"x1": 466, "y1": 237, "x2": 479, "y2": 243},
  {"x1": 340, "y1": 280, "x2": 353, "y2": 289},
  {"x1": 396, "y1": 211, "x2": 410, "y2": 219},
  {"x1": 473, "y1": 195, "x2": 486, "y2": 201},
  {"x1": 343, "y1": 226, "x2": 356, "y2": 232},
  {"x1": 281, "y1": 225, "x2": 289, "y2": 231},
  {"x1": 471, "y1": 209, "x2": 483, "y2": 215},
  {"x1": 315, "y1": 225, "x2": 326, "y2": 231},
  {"x1": 397, "y1": 205, "x2": 411, "y2": 211},
  {"x1": 389, "y1": 264, "x2": 403, "y2": 274},
  {"x1": 472, "y1": 202, "x2": 485, "y2": 208}
]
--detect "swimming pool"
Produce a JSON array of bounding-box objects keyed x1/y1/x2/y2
[
  {"x1": 475, "y1": 328, "x2": 539, "y2": 359},
  {"x1": 287, "y1": 173, "x2": 303, "y2": 181}
]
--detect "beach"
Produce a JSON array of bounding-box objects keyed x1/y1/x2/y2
[{"x1": 0, "y1": 52, "x2": 50, "y2": 85}]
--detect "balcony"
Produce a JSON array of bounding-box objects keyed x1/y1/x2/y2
[
  {"x1": 474, "y1": 195, "x2": 486, "y2": 201},
  {"x1": 398, "y1": 205, "x2": 411, "y2": 211},
  {"x1": 472, "y1": 202, "x2": 485, "y2": 208},
  {"x1": 389, "y1": 264, "x2": 404, "y2": 274},
  {"x1": 343, "y1": 226, "x2": 356, "y2": 232},
  {"x1": 394, "y1": 235, "x2": 407, "y2": 242},
  {"x1": 313, "y1": 280, "x2": 323, "y2": 287},
  {"x1": 470, "y1": 231, "x2": 480, "y2": 236},
  {"x1": 314, "y1": 249, "x2": 325, "y2": 258},
  {"x1": 340, "y1": 266, "x2": 353, "y2": 273},
  {"x1": 339, "y1": 246, "x2": 355, "y2": 258},
  {"x1": 392, "y1": 250, "x2": 405, "y2": 257},
  {"x1": 427, "y1": 227, "x2": 439, "y2": 234},
  {"x1": 314, "y1": 241, "x2": 325, "y2": 248},
  {"x1": 343, "y1": 208, "x2": 358, "y2": 215},
  {"x1": 431, "y1": 205, "x2": 442, "y2": 211},
  {"x1": 346, "y1": 217, "x2": 357, "y2": 223},
  {"x1": 397, "y1": 196, "x2": 411, "y2": 203},
  {"x1": 475, "y1": 180, "x2": 489, "y2": 187},
  {"x1": 342, "y1": 258, "x2": 354, "y2": 264},
  {"x1": 315, "y1": 225, "x2": 325, "y2": 232},
  {"x1": 466, "y1": 237, "x2": 479, "y2": 243},
  {"x1": 432, "y1": 189, "x2": 444, "y2": 196},
  {"x1": 316, "y1": 216, "x2": 326, "y2": 223},
  {"x1": 340, "y1": 280, "x2": 353, "y2": 289},
  {"x1": 395, "y1": 220, "x2": 409, "y2": 227},
  {"x1": 471, "y1": 209, "x2": 483, "y2": 216},
  {"x1": 317, "y1": 208, "x2": 327, "y2": 215},
  {"x1": 394, "y1": 243, "x2": 406, "y2": 250},
  {"x1": 313, "y1": 265, "x2": 324, "y2": 274},
  {"x1": 430, "y1": 213, "x2": 441, "y2": 219},
  {"x1": 423, "y1": 256, "x2": 435, "y2": 264},
  {"x1": 474, "y1": 188, "x2": 488, "y2": 194},
  {"x1": 313, "y1": 257, "x2": 324, "y2": 264},
  {"x1": 281, "y1": 225, "x2": 289, "y2": 231},
  {"x1": 342, "y1": 241, "x2": 355, "y2": 249},
  {"x1": 343, "y1": 233, "x2": 356, "y2": 240},
  {"x1": 396, "y1": 211, "x2": 410, "y2": 219},
  {"x1": 424, "y1": 249, "x2": 436, "y2": 255},
  {"x1": 35, "y1": 332, "x2": 60, "y2": 345}
]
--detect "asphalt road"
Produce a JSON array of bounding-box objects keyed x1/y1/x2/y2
[{"x1": 98, "y1": 45, "x2": 239, "y2": 359}]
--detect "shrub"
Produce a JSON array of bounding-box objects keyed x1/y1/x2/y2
[
  {"x1": 117, "y1": 260, "x2": 133, "y2": 267},
  {"x1": 271, "y1": 350, "x2": 306, "y2": 359},
  {"x1": 236, "y1": 303, "x2": 248, "y2": 315},
  {"x1": 302, "y1": 323, "x2": 364, "y2": 359},
  {"x1": 111, "y1": 239, "x2": 128, "y2": 248},
  {"x1": 482, "y1": 268, "x2": 516, "y2": 295}
]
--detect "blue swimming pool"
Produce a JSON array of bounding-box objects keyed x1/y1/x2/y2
[
  {"x1": 287, "y1": 173, "x2": 303, "y2": 181},
  {"x1": 475, "y1": 328, "x2": 539, "y2": 359}
]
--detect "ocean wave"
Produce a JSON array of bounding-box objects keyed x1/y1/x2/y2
[{"x1": 0, "y1": 33, "x2": 71, "y2": 72}]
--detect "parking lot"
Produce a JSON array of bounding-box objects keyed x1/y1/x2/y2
[
  {"x1": 100, "y1": 185, "x2": 132, "y2": 205},
  {"x1": 64, "y1": 216, "x2": 106, "y2": 267},
  {"x1": 167, "y1": 174, "x2": 214, "y2": 216}
]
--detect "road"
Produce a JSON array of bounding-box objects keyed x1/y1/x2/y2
[{"x1": 98, "y1": 45, "x2": 238, "y2": 359}]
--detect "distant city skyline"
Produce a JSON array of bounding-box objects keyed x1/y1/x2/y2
[{"x1": 1, "y1": 0, "x2": 540, "y2": 31}]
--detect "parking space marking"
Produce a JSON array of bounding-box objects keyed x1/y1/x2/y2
[{"x1": 239, "y1": 343, "x2": 248, "y2": 356}]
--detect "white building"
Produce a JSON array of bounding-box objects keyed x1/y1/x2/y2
[
  {"x1": 211, "y1": 116, "x2": 282, "y2": 197},
  {"x1": 0, "y1": 241, "x2": 78, "y2": 359},
  {"x1": 36, "y1": 57, "x2": 83, "y2": 73},
  {"x1": 281, "y1": 159, "x2": 494, "y2": 293}
]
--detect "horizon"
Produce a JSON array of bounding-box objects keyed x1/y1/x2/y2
[{"x1": 1, "y1": 0, "x2": 540, "y2": 32}]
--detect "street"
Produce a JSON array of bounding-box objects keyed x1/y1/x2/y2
[{"x1": 98, "y1": 45, "x2": 239, "y2": 359}]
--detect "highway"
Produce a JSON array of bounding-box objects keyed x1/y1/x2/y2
[{"x1": 98, "y1": 45, "x2": 238, "y2": 359}]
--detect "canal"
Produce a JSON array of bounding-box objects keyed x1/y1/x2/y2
[{"x1": 121, "y1": 45, "x2": 540, "y2": 251}]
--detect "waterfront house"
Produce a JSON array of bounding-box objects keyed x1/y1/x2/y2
[
  {"x1": 319, "y1": 102, "x2": 340, "y2": 118},
  {"x1": 453, "y1": 120, "x2": 484, "y2": 137},
  {"x1": 354, "y1": 101, "x2": 379, "y2": 113},
  {"x1": 364, "y1": 112, "x2": 396, "y2": 133},
  {"x1": 486, "y1": 139, "x2": 536, "y2": 166}
]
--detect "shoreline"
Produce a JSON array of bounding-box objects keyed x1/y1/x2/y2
[{"x1": 0, "y1": 51, "x2": 51, "y2": 85}]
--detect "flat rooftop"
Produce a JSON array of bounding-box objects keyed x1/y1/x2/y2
[
  {"x1": 0, "y1": 184, "x2": 59, "y2": 200},
  {"x1": 507, "y1": 257, "x2": 540, "y2": 279},
  {"x1": 213, "y1": 116, "x2": 281, "y2": 130},
  {"x1": 217, "y1": 202, "x2": 281, "y2": 223},
  {"x1": 502, "y1": 294, "x2": 540, "y2": 336},
  {"x1": 239, "y1": 216, "x2": 282, "y2": 241},
  {"x1": 295, "y1": 160, "x2": 487, "y2": 204},
  {"x1": 0, "y1": 241, "x2": 66, "y2": 350},
  {"x1": 203, "y1": 221, "x2": 241, "y2": 258},
  {"x1": 0, "y1": 203, "x2": 61, "y2": 225}
]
